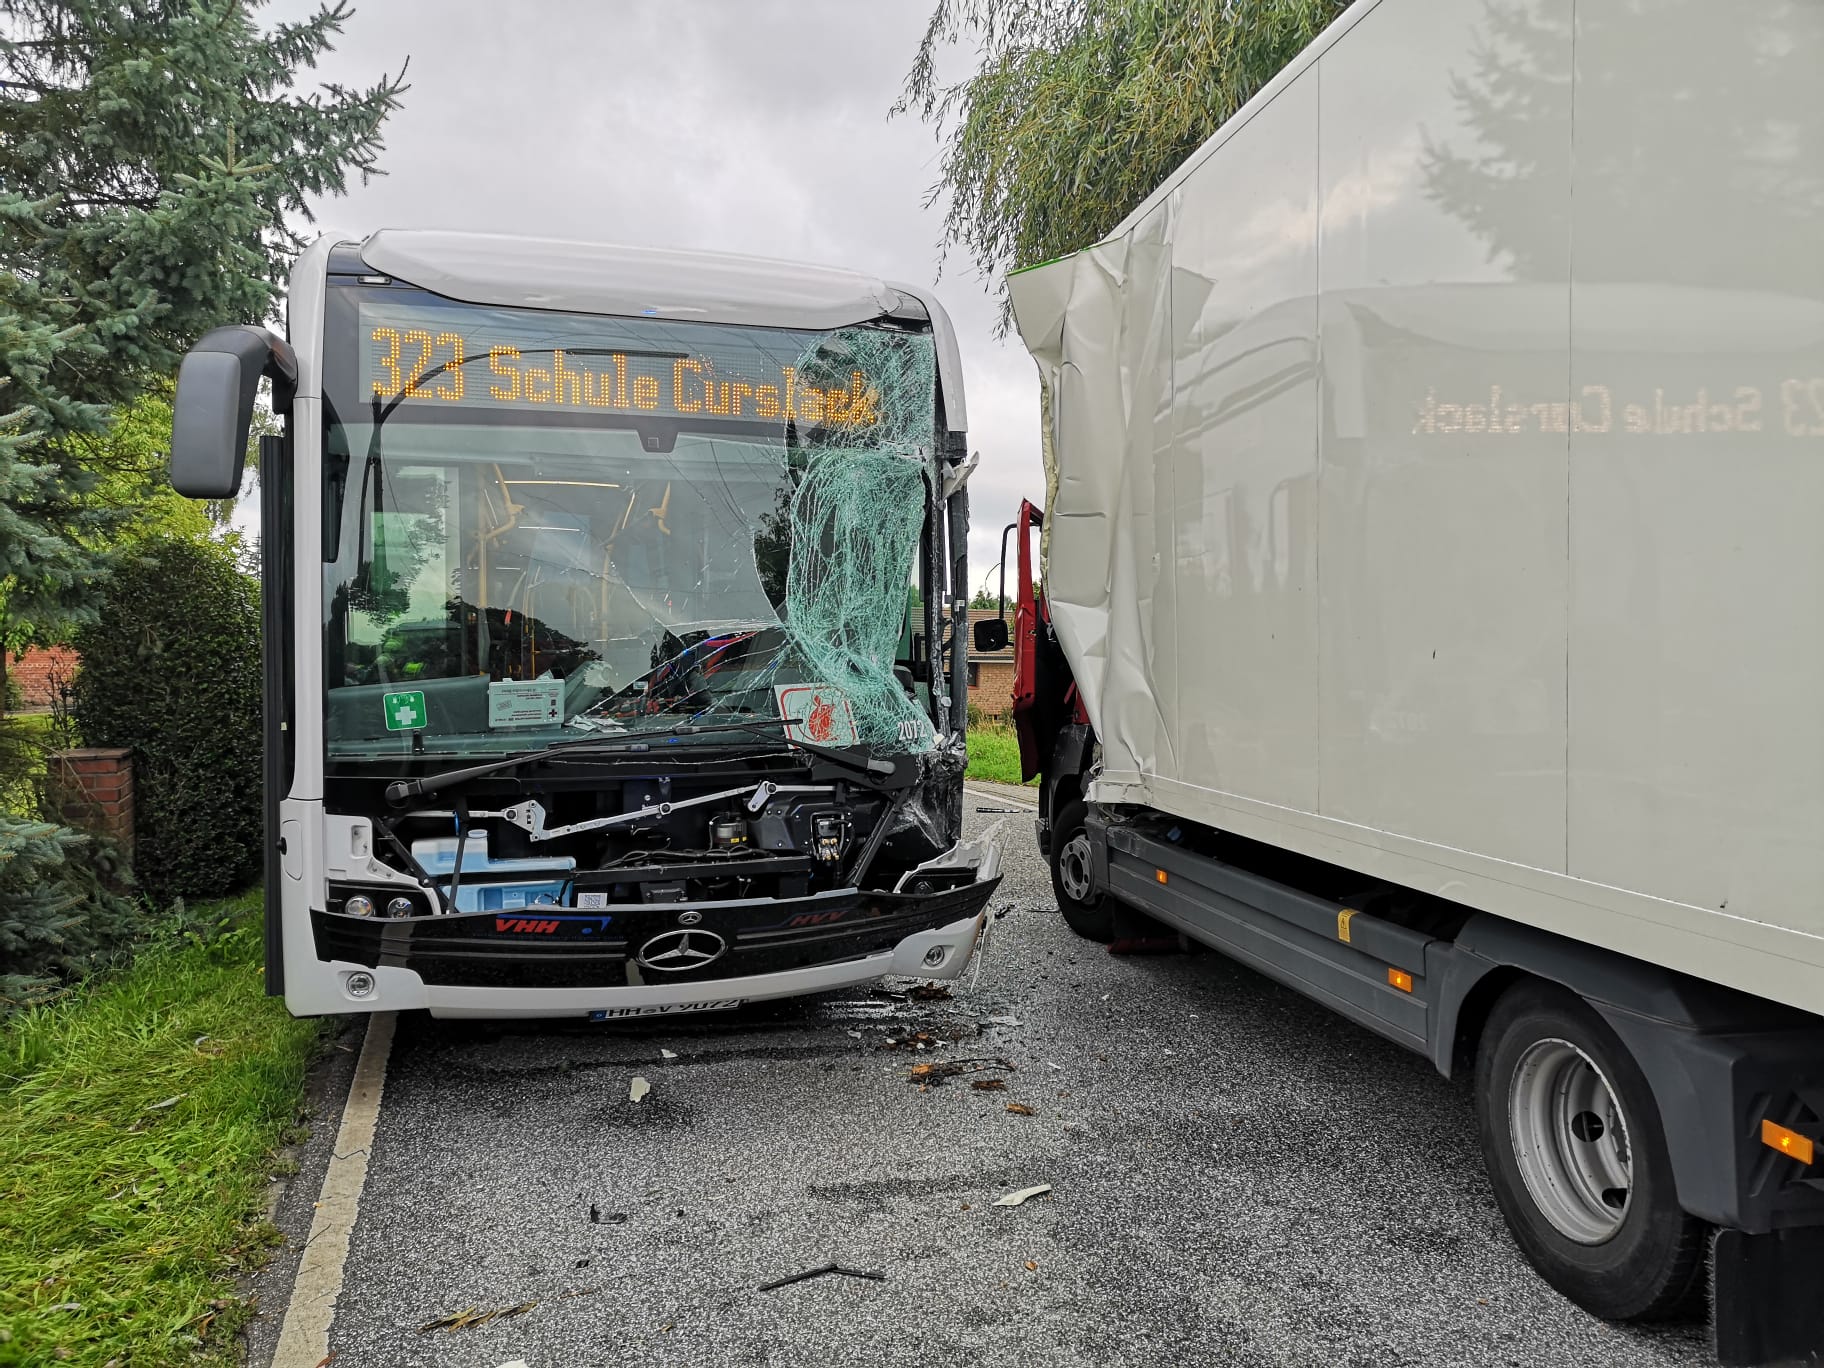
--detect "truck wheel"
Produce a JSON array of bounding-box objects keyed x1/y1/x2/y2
[
  {"x1": 1050, "y1": 800, "x2": 1115, "y2": 942},
  {"x1": 1475, "y1": 982, "x2": 1707, "y2": 1322}
]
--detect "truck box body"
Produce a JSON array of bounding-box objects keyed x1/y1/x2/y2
[{"x1": 1010, "y1": 0, "x2": 1824, "y2": 1017}]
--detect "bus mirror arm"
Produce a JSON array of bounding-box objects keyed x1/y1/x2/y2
[{"x1": 170, "y1": 325, "x2": 298, "y2": 500}]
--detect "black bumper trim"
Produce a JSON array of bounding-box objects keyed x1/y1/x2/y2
[{"x1": 311, "y1": 877, "x2": 998, "y2": 989}]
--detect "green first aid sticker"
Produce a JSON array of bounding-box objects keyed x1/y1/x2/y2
[{"x1": 383, "y1": 690, "x2": 427, "y2": 732}]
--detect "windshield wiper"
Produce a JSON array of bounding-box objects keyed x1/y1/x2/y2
[{"x1": 384, "y1": 716, "x2": 892, "y2": 804}]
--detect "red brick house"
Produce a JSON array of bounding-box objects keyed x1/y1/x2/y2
[
  {"x1": 965, "y1": 608, "x2": 1016, "y2": 719},
  {"x1": 8, "y1": 646, "x2": 77, "y2": 711}
]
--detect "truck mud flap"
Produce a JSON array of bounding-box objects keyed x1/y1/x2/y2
[{"x1": 1713, "y1": 1226, "x2": 1824, "y2": 1366}]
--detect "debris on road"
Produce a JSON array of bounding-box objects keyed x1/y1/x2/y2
[
  {"x1": 880, "y1": 1028, "x2": 951, "y2": 1051},
  {"x1": 417, "y1": 1301, "x2": 538, "y2": 1333},
  {"x1": 993, "y1": 1184, "x2": 1053, "y2": 1208},
  {"x1": 630, "y1": 1075, "x2": 651, "y2": 1103},
  {"x1": 970, "y1": 1079, "x2": 1007, "y2": 1092},
  {"x1": 908, "y1": 982, "x2": 953, "y2": 1001},
  {"x1": 1005, "y1": 1103, "x2": 1036, "y2": 1116},
  {"x1": 758, "y1": 1263, "x2": 889, "y2": 1292},
  {"x1": 985, "y1": 1015, "x2": 1022, "y2": 1027},
  {"x1": 905, "y1": 1056, "x2": 1015, "y2": 1087},
  {"x1": 661, "y1": 1048, "x2": 678, "y2": 1059},
  {"x1": 589, "y1": 1205, "x2": 627, "y2": 1225}
]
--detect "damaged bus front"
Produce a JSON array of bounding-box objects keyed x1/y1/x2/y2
[{"x1": 169, "y1": 231, "x2": 999, "y2": 1018}]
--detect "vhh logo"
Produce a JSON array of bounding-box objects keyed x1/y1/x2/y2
[{"x1": 495, "y1": 917, "x2": 561, "y2": 934}]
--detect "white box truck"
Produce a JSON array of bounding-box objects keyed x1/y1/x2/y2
[{"x1": 997, "y1": 0, "x2": 1824, "y2": 1360}]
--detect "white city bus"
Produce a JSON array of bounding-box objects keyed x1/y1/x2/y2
[{"x1": 170, "y1": 231, "x2": 999, "y2": 1018}]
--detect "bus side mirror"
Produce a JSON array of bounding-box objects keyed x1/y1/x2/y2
[
  {"x1": 170, "y1": 326, "x2": 297, "y2": 498},
  {"x1": 973, "y1": 617, "x2": 1009, "y2": 653}
]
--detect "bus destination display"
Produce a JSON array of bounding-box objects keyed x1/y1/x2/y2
[{"x1": 358, "y1": 301, "x2": 883, "y2": 428}]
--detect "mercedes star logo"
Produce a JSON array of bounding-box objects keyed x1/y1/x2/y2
[{"x1": 636, "y1": 928, "x2": 727, "y2": 973}]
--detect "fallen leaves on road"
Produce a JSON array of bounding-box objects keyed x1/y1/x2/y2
[
  {"x1": 993, "y1": 1183, "x2": 1053, "y2": 1208},
  {"x1": 419, "y1": 1288, "x2": 599, "y2": 1334},
  {"x1": 908, "y1": 983, "x2": 953, "y2": 1001},
  {"x1": 629, "y1": 1076, "x2": 651, "y2": 1103},
  {"x1": 969, "y1": 1079, "x2": 1007, "y2": 1092},
  {"x1": 905, "y1": 1056, "x2": 1015, "y2": 1088},
  {"x1": 417, "y1": 1301, "x2": 538, "y2": 1333},
  {"x1": 1025, "y1": 1261, "x2": 1039, "y2": 1272},
  {"x1": 1005, "y1": 1103, "x2": 1036, "y2": 1116}
]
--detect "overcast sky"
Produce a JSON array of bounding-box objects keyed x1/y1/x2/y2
[{"x1": 270, "y1": 0, "x2": 1041, "y2": 595}]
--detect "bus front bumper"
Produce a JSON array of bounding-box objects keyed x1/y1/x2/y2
[{"x1": 293, "y1": 875, "x2": 998, "y2": 1018}]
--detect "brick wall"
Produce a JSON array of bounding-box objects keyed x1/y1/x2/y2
[
  {"x1": 47, "y1": 748, "x2": 135, "y2": 864},
  {"x1": 10, "y1": 646, "x2": 78, "y2": 711},
  {"x1": 966, "y1": 609, "x2": 1017, "y2": 719},
  {"x1": 969, "y1": 657, "x2": 1017, "y2": 718}
]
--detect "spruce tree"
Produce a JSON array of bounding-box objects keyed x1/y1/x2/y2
[{"x1": 0, "y1": 0, "x2": 406, "y2": 690}]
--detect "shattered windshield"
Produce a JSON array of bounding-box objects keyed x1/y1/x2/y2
[{"x1": 319, "y1": 287, "x2": 939, "y2": 761}]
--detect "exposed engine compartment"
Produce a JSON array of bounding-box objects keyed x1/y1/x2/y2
[{"x1": 315, "y1": 745, "x2": 993, "y2": 990}]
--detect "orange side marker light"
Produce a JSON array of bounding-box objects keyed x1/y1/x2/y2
[
  {"x1": 1155, "y1": 869, "x2": 1168, "y2": 885},
  {"x1": 1761, "y1": 1118, "x2": 1814, "y2": 1166},
  {"x1": 1386, "y1": 967, "x2": 1414, "y2": 993}
]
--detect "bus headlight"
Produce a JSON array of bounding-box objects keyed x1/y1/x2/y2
[{"x1": 344, "y1": 894, "x2": 376, "y2": 918}]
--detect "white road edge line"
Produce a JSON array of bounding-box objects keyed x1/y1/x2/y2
[
  {"x1": 964, "y1": 785, "x2": 1039, "y2": 812},
  {"x1": 270, "y1": 1010, "x2": 396, "y2": 1368}
]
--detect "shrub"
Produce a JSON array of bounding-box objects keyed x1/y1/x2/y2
[
  {"x1": 0, "y1": 816, "x2": 138, "y2": 1013},
  {"x1": 72, "y1": 538, "x2": 262, "y2": 903}
]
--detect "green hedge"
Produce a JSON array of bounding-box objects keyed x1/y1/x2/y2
[{"x1": 72, "y1": 538, "x2": 262, "y2": 903}]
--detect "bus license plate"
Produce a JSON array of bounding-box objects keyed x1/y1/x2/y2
[{"x1": 589, "y1": 999, "x2": 743, "y2": 1021}]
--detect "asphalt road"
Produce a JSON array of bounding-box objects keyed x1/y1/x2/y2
[{"x1": 272, "y1": 783, "x2": 1715, "y2": 1368}]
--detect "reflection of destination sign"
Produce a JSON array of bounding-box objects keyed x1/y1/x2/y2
[
  {"x1": 1413, "y1": 378, "x2": 1824, "y2": 440},
  {"x1": 360, "y1": 302, "x2": 883, "y2": 428}
]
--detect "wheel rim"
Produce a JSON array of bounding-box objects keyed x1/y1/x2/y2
[
  {"x1": 1057, "y1": 833, "x2": 1094, "y2": 904},
  {"x1": 1507, "y1": 1037, "x2": 1633, "y2": 1244}
]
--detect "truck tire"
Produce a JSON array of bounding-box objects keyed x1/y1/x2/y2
[
  {"x1": 1475, "y1": 981, "x2": 1707, "y2": 1322},
  {"x1": 1050, "y1": 800, "x2": 1116, "y2": 942}
]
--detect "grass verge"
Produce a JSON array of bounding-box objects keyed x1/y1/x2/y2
[
  {"x1": 0, "y1": 891, "x2": 326, "y2": 1367},
  {"x1": 966, "y1": 720, "x2": 1037, "y2": 786}
]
